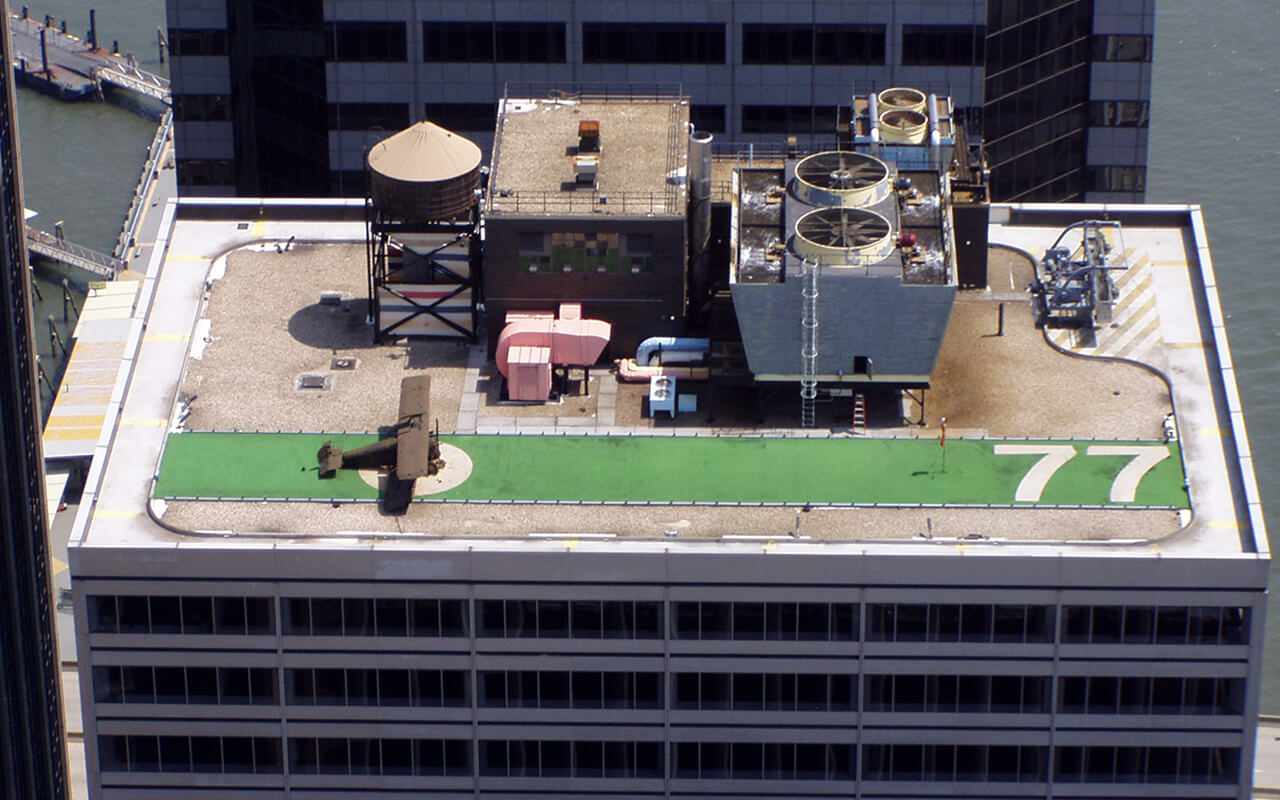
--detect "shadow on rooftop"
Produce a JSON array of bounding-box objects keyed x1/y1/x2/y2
[{"x1": 287, "y1": 300, "x2": 379, "y2": 350}]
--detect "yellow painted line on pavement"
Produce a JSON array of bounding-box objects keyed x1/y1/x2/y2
[
  {"x1": 1111, "y1": 293, "x2": 1156, "y2": 326},
  {"x1": 47, "y1": 414, "x2": 106, "y2": 428},
  {"x1": 94, "y1": 509, "x2": 141, "y2": 519},
  {"x1": 1113, "y1": 318, "x2": 1163, "y2": 360},
  {"x1": 121, "y1": 417, "x2": 168, "y2": 427},
  {"x1": 43, "y1": 429, "x2": 101, "y2": 441}
]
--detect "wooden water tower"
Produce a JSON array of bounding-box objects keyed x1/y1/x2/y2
[{"x1": 365, "y1": 121, "x2": 483, "y2": 341}]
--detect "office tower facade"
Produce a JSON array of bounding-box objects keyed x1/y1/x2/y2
[
  {"x1": 0, "y1": 11, "x2": 70, "y2": 800},
  {"x1": 69, "y1": 196, "x2": 1267, "y2": 800},
  {"x1": 983, "y1": 0, "x2": 1152, "y2": 200},
  {"x1": 166, "y1": 0, "x2": 1152, "y2": 202}
]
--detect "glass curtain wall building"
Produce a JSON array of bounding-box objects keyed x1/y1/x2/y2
[
  {"x1": 166, "y1": 0, "x2": 1153, "y2": 201},
  {"x1": 0, "y1": 10, "x2": 70, "y2": 800}
]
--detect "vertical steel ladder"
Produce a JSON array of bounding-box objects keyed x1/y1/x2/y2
[{"x1": 800, "y1": 258, "x2": 819, "y2": 428}]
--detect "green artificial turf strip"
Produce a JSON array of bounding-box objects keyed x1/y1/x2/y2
[
  {"x1": 154, "y1": 433, "x2": 384, "y2": 501},
  {"x1": 154, "y1": 432, "x2": 1188, "y2": 508}
]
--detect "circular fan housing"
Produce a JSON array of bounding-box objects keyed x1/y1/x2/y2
[
  {"x1": 879, "y1": 109, "x2": 928, "y2": 144},
  {"x1": 792, "y1": 151, "x2": 890, "y2": 208},
  {"x1": 877, "y1": 87, "x2": 927, "y2": 113},
  {"x1": 793, "y1": 207, "x2": 894, "y2": 265}
]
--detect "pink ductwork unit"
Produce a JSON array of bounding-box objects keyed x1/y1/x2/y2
[
  {"x1": 506, "y1": 345, "x2": 553, "y2": 401},
  {"x1": 495, "y1": 304, "x2": 612, "y2": 401}
]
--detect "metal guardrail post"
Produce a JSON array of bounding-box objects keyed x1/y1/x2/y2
[{"x1": 114, "y1": 109, "x2": 172, "y2": 263}]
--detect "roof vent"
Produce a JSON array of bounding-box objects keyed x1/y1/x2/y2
[
  {"x1": 792, "y1": 207, "x2": 894, "y2": 265},
  {"x1": 877, "y1": 87, "x2": 927, "y2": 114},
  {"x1": 578, "y1": 120, "x2": 600, "y2": 153},
  {"x1": 574, "y1": 154, "x2": 599, "y2": 187},
  {"x1": 331, "y1": 357, "x2": 356, "y2": 370},
  {"x1": 879, "y1": 109, "x2": 928, "y2": 144},
  {"x1": 298, "y1": 374, "x2": 331, "y2": 391},
  {"x1": 573, "y1": 120, "x2": 601, "y2": 187},
  {"x1": 791, "y1": 151, "x2": 890, "y2": 208}
]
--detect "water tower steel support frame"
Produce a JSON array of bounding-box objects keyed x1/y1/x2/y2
[{"x1": 364, "y1": 195, "x2": 482, "y2": 343}]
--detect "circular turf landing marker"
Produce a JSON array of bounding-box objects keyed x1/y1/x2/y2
[{"x1": 357, "y1": 442, "x2": 474, "y2": 497}]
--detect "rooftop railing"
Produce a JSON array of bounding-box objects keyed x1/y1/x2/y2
[{"x1": 488, "y1": 189, "x2": 680, "y2": 217}]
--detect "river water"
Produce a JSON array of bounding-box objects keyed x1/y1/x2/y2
[
  {"x1": 17, "y1": 0, "x2": 162, "y2": 407},
  {"x1": 15, "y1": 0, "x2": 1280, "y2": 708}
]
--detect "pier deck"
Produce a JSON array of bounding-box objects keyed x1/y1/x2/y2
[{"x1": 8, "y1": 12, "x2": 170, "y2": 105}]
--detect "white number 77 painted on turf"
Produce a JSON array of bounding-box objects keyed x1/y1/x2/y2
[{"x1": 992, "y1": 444, "x2": 1171, "y2": 503}]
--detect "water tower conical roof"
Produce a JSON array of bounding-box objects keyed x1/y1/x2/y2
[{"x1": 367, "y1": 121, "x2": 482, "y2": 221}]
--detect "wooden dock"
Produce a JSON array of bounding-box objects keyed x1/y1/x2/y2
[{"x1": 8, "y1": 11, "x2": 170, "y2": 106}]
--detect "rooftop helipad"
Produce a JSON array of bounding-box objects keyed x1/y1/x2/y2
[
  {"x1": 65, "y1": 199, "x2": 1265, "y2": 558},
  {"x1": 154, "y1": 431, "x2": 1187, "y2": 510}
]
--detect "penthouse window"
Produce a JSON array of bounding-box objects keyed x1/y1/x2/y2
[
  {"x1": 673, "y1": 601, "x2": 858, "y2": 640},
  {"x1": 99, "y1": 735, "x2": 281, "y2": 774},
  {"x1": 519, "y1": 232, "x2": 655, "y2": 274},
  {"x1": 174, "y1": 94, "x2": 231, "y2": 122},
  {"x1": 169, "y1": 28, "x2": 228, "y2": 57},
  {"x1": 424, "y1": 103, "x2": 497, "y2": 133},
  {"x1": 864, "y1": 674, "x2": 1049, "y2": 713},
  {"x1": 1061, "y1": 605, "x2": 1248, "y2": 644},
  {"x1": 1090, "y1": 100, "x2": 1150, "y2": 127},
  {"x1": 673, "y1": 742, "x2": 856, "y2": 780},
  {"x1": 742, "y1": 24, "x2": 885, "y2": 65},
  {"x1": 291, "y1": 738, "x2": 470, "y2": 776},
  {"x1": 690, "y1": 104, "x2": 726, "y2": 133},
  {"x1": 583, "y1": 23, "x2": 725, "y2": 64},
  {"x1": 1055, "y1": 746, "x2": 1239, "y2": 784},
  {"x1": 478, "y1": 599, "x2": 662, "y2": 638},
  {"x1": 282, "y1": 597, "x2": 468, "y2": 636},
  {"x1": 481, "y1": 671, "x2": 661, "y2": 709},
  {"x1": 863, "y1": 744, "x2": 1047, "y2": 782},
  {"x1": 674, "y1": 673, "x2": 856, "y2": 711},
  {"x1": 87, "y1": 594, "x2": 274, "y2": 635},
  {"x1": 1088, "y1": 165, "x2": 1147, "y2": 194},
  {"x1": 176, "y1": 159, "x2": 235, "y2": 188},
  {"x1": 1058, "y1": 676, "x2": 1245, "y2": 715},
  {"x1": 481, "y1": 740, "x2": 662, "y2": 778},
  {"x1": 93, "y1": 666, "x2": 277, "y2": 705},
  {"x1": 866, "y1": 603, "x2": 1054, "y2": 642},
  {"x1": 287, "y1": 668, "x2": 467, "y2": 707},
  {"x1": 326, "y1": 103, "x2": 411, "y2": 132},
  {"x1": 901, "y1": 24, "x2": 985, "y2": 66},
  {"x1": 325, "y1": 21, "x2": 408, "y2": 62},
  {"x1": 423, "y1": 22, "x2": 566, "y2": 63},
  {"x1": 740, "y1": 105, "x2": 838, "y2": 135},
  {"x1": 1093, "y1": 34, "x2": 1152, "y2": 62}
]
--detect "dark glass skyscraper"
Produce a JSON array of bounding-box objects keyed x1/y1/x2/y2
[
  {"x1": 166, "y1": 0, "x2": 1153, "y2": 203},
  {"x1": 0, "y1": 10, "x2": 70, "y2": 800},
  {"x1": 982, "y1": 0, "x2": 1152, "y2": 200}
]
